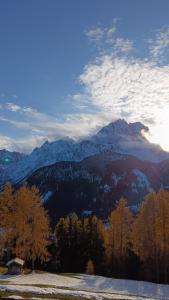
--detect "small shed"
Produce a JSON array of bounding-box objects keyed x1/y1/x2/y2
[{"x1": 6, "y1": 257, "x2": 24, "y2": 275}]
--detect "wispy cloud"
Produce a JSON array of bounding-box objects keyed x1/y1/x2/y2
[
  {"x1": 77, "y1": 54, "x2": 169, "y2": 130},
  {"x1": 0, "y1": 101, "x2": 113, "y2": 152},
  {"x1": 85, "y1": 19, "x2": 117, "y2": 42},
  {"x1": 113, "y1": 38, "x2": 133, "y2": 54},
  {"x1": 5, "y1": 103, "x2": 23, "y2": 112},
  {"x1": 85, "y1": 19, "x2": 134, "y2": 55},
  {"x1": 148, "y1": 26, "x2": 169, "y2": 63},
  {"x1": 1, "y1": 21, "x2": 169, "y2": 152},
  {"x1": 4, "y1": 102, "x2": 35, "y2": 113},
  {"x1": 0, "y1": 134, "x2": 46, "y2": 153},
  {"x1": 85, "y1": 27, "x2": 104, "y2": 42},
  {"x1": 73, "y1": 22, "x2": 169, "y2": 150}
]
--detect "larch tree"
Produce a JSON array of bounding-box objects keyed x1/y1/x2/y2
[
  {"x1": 14, "y1": 184, "x2": 51, "y2": 270},
  {"x1": 132, "y1": 192, "x2": 159, "y2": 282},
  {"x1": 132, "y1": 189, "x2": 169, "y2": 283},
  {"x1": 0, "y1": 183, "x2": 15, "y2": 254},
  {"x1": 104, "y1": 197, "x2": 133, "y2": 276},
  {"x1": 86, "y1": 259, "x2": 94, "y2": 275},
  {"x1": 156, "y1": 189, "x2": 169, "y2": 283}
]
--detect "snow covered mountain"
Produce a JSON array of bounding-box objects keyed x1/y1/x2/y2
[
  {"x1": 0, "y1": 119, "x2": 169, "y2": 187},
  {"x1": 1, "y1": 119, "x2": 169, "y2": 221},
  {"x1": 92, "y1": 119, "x2": 168, "y2": 161},
  {"x1": 0, "y1": 149, "x2": 24, "y2": 168},
  {"x1": 0, "y1": 150, "x2": 25, "y2": 185}
]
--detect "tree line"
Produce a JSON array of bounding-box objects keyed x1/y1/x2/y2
[{"x1": 1, "y1": 183, "x2": 169, "y2": 283}]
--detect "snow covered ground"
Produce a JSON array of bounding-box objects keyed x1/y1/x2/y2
[{"x1": 0, "y1": 272, "x2": 169, "y2": 299}]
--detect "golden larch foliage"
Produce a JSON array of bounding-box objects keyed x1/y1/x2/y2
[
  {"x1": 0, "y1": 183, "x2": 51, "y2": 269},
  {"x1": 14, "y1": 185, "x2": 51, "y2": 269},
  {"x1": 105, "y1": 197, "x2": 133, "y2": 263},
  {"x1": 86, "y1": 259, "x2": 94, "y2": 275},
  {"x1": 132, "y1": 189, "x2": 169, "y2": 283}
]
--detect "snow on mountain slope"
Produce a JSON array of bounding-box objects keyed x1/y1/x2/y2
[
  {"x1": 92, "y1": 119, "x2": 168, "y2": 162},
  {"x1": 0, "y1": 150, "x2": 25, "y2": 185},
  {"x1": 25, "y1": 153, "x2": 163, "y2": 222},
  {"x1": 0, "y1": 272, "x2": 169, "y2": 299},
  {"x1": 132, "y1": 169, "x2": 153, "y2": 193},
  {"x1": 0, "y1": 119, "x2": 169, "y2": 186},
  {"x1": 0, "y1": 149, "x2": 24, "y2": 169}
]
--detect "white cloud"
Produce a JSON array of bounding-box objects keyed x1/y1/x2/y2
[
  {"x1": 4, "y1": 102, "x2": 35, "y2": 113},
  {"x1": 1, "y1": 21, "x2": 169, "y2": 152},
  {"x1": 0, "y1": 134, "x2": 47, "y2": 153},
  {"x1": 113, "y1": 38, "x2": 133, "y2": 54},
  {"x1": 0, "y1": 111, "x2": 112, "y2": 153},
  {"x1": 85, "y1": 19, "x2": 117, "y2": 43},
  {"x1": 75, "y1": 53, "x2": 169, "y2": 150},
  {"x1": 85, "y1": 19, "x2": 133, "y2": 55},
  {"x1": 85, "y1": 27, "x2": 104, "y2": 42},
  {"x1": 106, "y1": 19, "x2": 118, "y2": 37},
  {"x1": 5, "y1": 102, "x2": 21, "y2": 112},
  {"x1": 0, "y1": 101, "x2": 114, "y2": 152},
  {"x1": 149, "y1": 27, "x2": 169, "y2": 62}
]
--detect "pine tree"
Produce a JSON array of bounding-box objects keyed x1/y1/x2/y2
[
  {"x1": 89, "y1": 216, "x2": 105, "y2": 273},
  {"x1": 55, "y1": 217, "x2": 69, "y2": 271},
  {"x1": 56, "y1": 213, "x2": 83, "y2": 272},
  {"x1": 55, "y1": 214, "x2": 105, "y2": 273}
]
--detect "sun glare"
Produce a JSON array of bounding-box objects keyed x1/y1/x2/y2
[
  {"x1": 151, "y1": 128, "x2": 169, "y2": 151},
  {"x1": 146, "y1": 111, "x2": 169, "y2": 152}
]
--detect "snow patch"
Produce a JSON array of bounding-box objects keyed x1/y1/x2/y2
[
  {"x1": 82, "y1": 210, "x2": 93, "y2": 216},
  {"x1": 0, "y1": 272, "x2": 169, "y2": 299},
  {"x1": 111, "y1": 173, "x2": 125, "y2": 186},
  {"x1": 43, "y1": 191, "x2": 53, "y2": 202},
  {"x1": 103, "y1": 184, "x2": 111, "y2": 193},
  {"x1": 132, "y1": 169, "x2": 152, "y2": 191}
]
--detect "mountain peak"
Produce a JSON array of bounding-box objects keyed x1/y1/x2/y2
[
  {"x1": 0, "y1": 119, "x2": 168, "y2": 187},
  {"x1": 97, "y1": 119, "x2": 149, "y2": 138}
]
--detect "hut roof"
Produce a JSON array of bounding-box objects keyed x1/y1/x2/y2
[{"x1": 6, "y1": 257, "x2": 24, "y2": 267}]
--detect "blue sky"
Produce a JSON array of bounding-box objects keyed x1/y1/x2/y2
[{"x1": 1, "y1": 0, "x2": 169, "y2": 152}]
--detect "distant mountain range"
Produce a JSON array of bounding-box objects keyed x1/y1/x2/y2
[{"x1": 1, "y1": 119, "x2": 169, "y2": 221}]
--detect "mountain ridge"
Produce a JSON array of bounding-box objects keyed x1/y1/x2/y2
[
  {"x1": 26, "y1": 151, "x2": 169, "y2": 222},
  {"x1": 0, "y1": 119, "x2": 169, "y2": 188}
]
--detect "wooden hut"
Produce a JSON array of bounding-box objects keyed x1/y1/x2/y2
[{"x1": 6, "y1": 257, "x2": 24, "y2": 275}]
